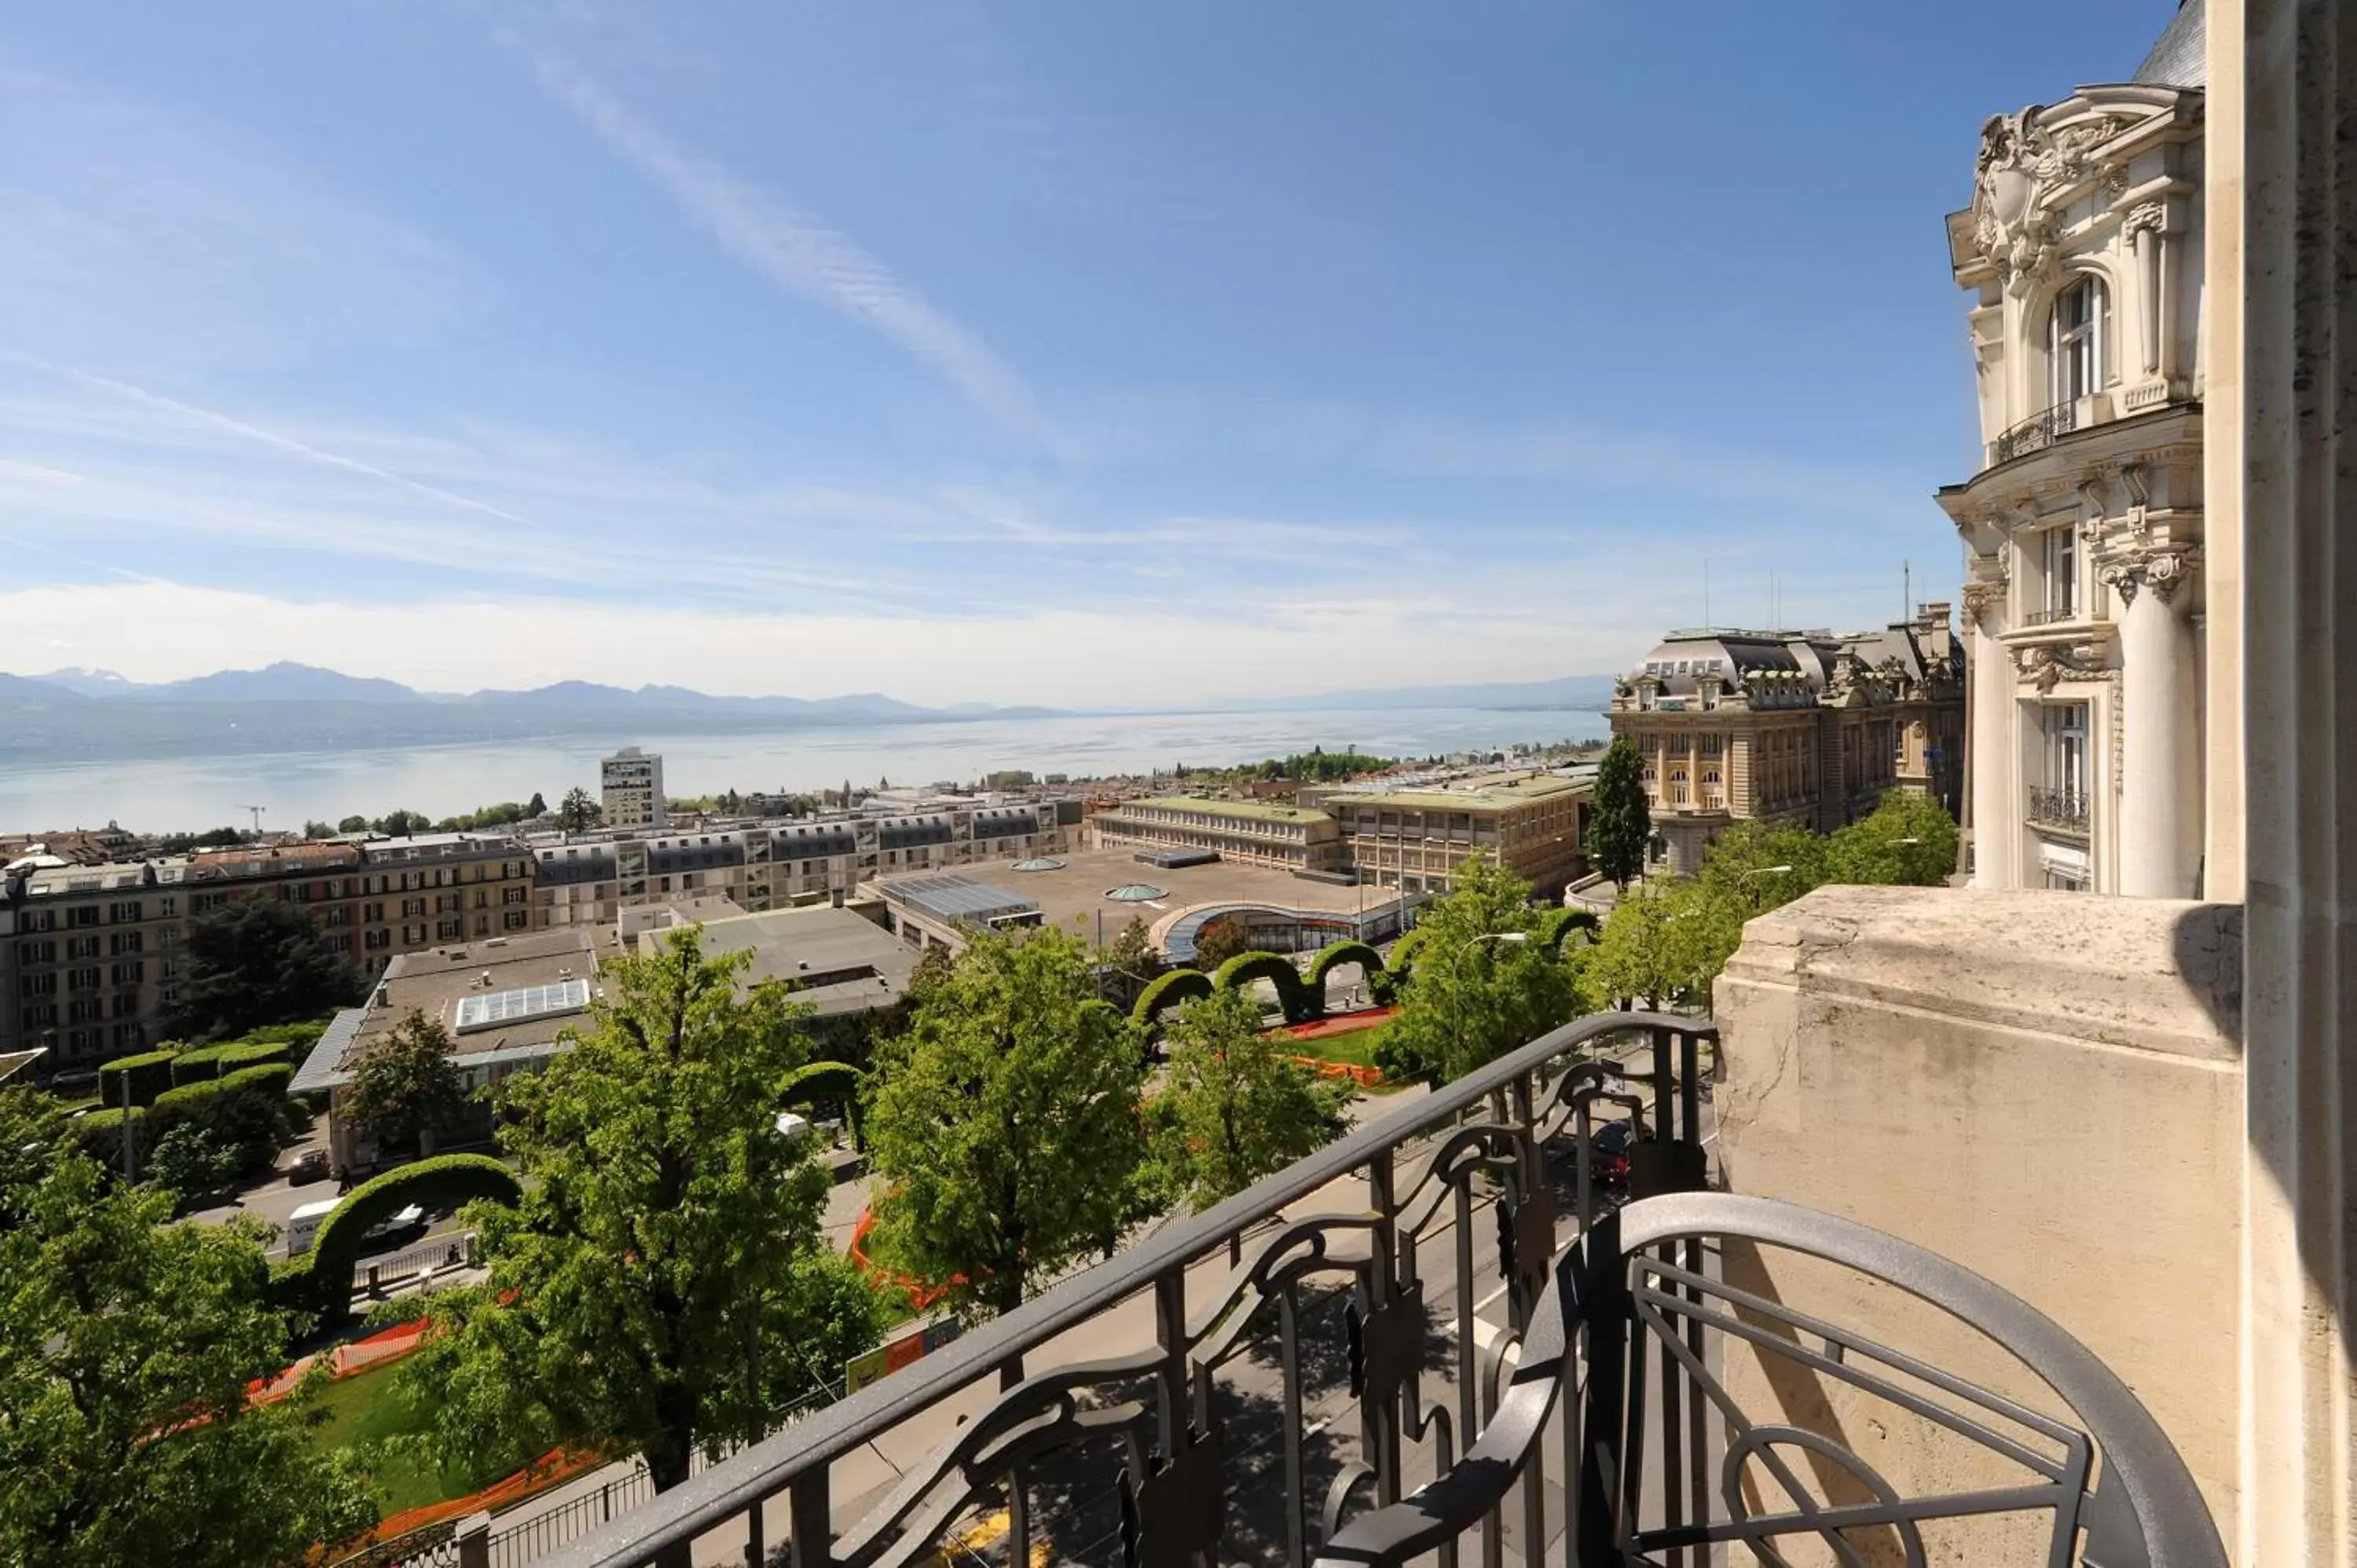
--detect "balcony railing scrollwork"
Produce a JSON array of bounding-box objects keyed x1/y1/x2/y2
[
  {"x1": 529, "y1": 1009, "x2": 2223, "y2": 1568},
  {"x1": 1995, "y1": 401, "x2": 2079, "y2": 463},
  {"x1": 2028, "y1": 785, "x2": 2092, "y2": 833}
]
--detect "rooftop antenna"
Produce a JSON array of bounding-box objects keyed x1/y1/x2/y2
[{"x1": 1904, "y1": 559, "x2": 1912, "y2": 622}]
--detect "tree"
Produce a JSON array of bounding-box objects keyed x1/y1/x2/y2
[
  {"x1": 335, "y1": 814, "x2": 369, "y2": 834},
  {"x1": 1149, "y1": 987, "x2": 1352, "y2": 1217},
  {"x1": 1589, "y1": 736, "x2": 1652, "y2": 891},
  {"x1": 1374, "y1": 855, "x2": 1588, "y2": 1087},
  {"x1": 0, "y1": 1089, "x2": 375, "y2": 1566},
  {"x1": 555, "y1": 787, "x2": 601, "y2": 832},
  {"x1": 1191, "y1": 915, "x2": 1252, "y2": 972},
  {"x1": 1103, "y1": 916, "x2": 1163, "y2": 1009},
  {"x1": 398, "y1": 931, "x2": 882, "y2": 1547},
  {"x1": 193, "y1": 826, "x2": 245, "y2": 848},
  {"x1": 372, "y1": 808, "x2": 431, "y2": 837},
  {"x1": 526, "y1": 790, "x2": 548, "y2": 818},
  {"x1": 145, "y1": 1123, "x2": 242, "y2": 1207},
  {"x1": 1827, "y1": 789, "x2": 1959, "y2": 888},
  {"x1": 343, "y1": 1009, "x2": 468, "y2": 1156},
  {"x1": 168, "y1": 899, "x2": 364, "y2": 1042},
  {"x1": 864, "y1": 928, "x2": 1149, "y2": 1320},
  {"x1": 301, "y1": 819, "x2": 333, "y2": 840}
]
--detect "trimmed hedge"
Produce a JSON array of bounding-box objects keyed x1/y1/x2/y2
[
  {"x1": 275, "y1": 1152, "x2": 523, "y2": 1324},
  {"x1": 1307, "y1": 940, "x2": 1389, "y2": 1006},
  {"x1": 1211, "y1": 951, "x2": 1321, "y2": 1024},
  {"x1": 170, "y1": 1038, "x2": 297, "y2": 1085},
  {"x1": 1534, "y1": 907, "x2": 1600, "y2": 953},
  {"x1": 1131, "y1": 967, "x2": 1213, "y2": 1030},
  {"x1": 1384, "y1": 927, "x2": 1435, "y2": 988},
  {"x1": 68, "y1": 1106, "x2": 143, "y2": 1167},
  {"x1": 97, "y1": 1050, "x2": 178, "y2": 1108},
  {"x1": 146, "y1": 1062, "x2": 299, "y2": 1178}
]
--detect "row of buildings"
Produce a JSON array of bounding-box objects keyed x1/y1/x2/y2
[{"x1": 1, "y1": 790, "x2": 1083, "y2": 1084}]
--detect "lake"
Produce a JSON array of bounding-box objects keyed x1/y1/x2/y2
[{"x1": 0, "y1": 708, "x2": 1611, "y2": 834}]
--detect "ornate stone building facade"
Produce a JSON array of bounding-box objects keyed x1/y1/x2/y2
[
  {"x1": 1606, "y1": 608, "x2": 1963, "y2": 877},
  {"x1": 1937, "y1": 20, "x2": 2209, "y2": 895}
]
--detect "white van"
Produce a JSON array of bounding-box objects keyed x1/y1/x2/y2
[{"x1": 285, "y1": 1197, "x2": 341, "y2": 1256}]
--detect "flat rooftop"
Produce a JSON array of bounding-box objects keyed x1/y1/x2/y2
[
  {"x1": 1103, "y1": 796, "x2": 1332, "y2": 825},
  {"x1": 867, "y1": 844, "x2": 1382, "y2": 951},
  {"x1": 1332, "y1": 769, "x2": 1589, "y2": 813},
  {"x1": 641, "y1": 905, "x2": 915, "y2": 1018},
  {"x1": 299, "y1": 928, "x2": 602, "y2": 1089}
]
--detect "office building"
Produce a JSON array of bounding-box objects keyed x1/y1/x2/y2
[
  {"x1": 1316, "y1": 770, "x2": 1589, "y2": 897},
  {"x1": 601, "y1": 746, "x2": 667, "y2": 831},
  {"x1": 1088, "y1": 797, "x2": 1346, "y2": 873}
]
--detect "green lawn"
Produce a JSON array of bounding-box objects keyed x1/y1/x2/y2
[
  {"x1": 301, "y1": 1361, "x2": 519, "y2": 1519},
  {"x1": 1282, "y1": 1024, "x2": 1384, "y2": 1068}
]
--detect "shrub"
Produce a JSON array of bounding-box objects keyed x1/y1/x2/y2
[
  {"x1": 1131, "y1": 967, "x2": 1213, "y2": 1031},
  {"x1": 274, "y1": 1152, "x2": 523, "y2": 1325},
  {"x1": 1534, "y1": 907, "x2": 1601, "y2": 953},
  {"x1": 68, "y1": 1106, "x2": 144, "y2": 1167},
  {"x1": 96, "y1": 1050, "x2": 177, "y2": 1108},
  {"x1": 1211, "y1": 951, "x2": 1321, "y2": 1024},
  {"x1": 146, "y1": 1062, "x2": 299, "y2": 1178}
]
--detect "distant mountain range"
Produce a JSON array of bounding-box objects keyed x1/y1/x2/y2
[
  {"x1": 0, "y1": 661, "x2": 1615, "y2": 768},
  {"x1": 11, "y1": 663, "x2": 1044, "y2": 720}
]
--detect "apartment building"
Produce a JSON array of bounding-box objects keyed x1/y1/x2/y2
[
  {"x1": 2, "y1": 859, "x2": 189, "y2": 1081},
  {"x1": 1320, "y1": 771, "x2": 1588, "y2": 897},
  {"x1": 1936, "y1": 30, "x2": 2208, "y2": 896},
  {"x1": 353, "y1": 833, "x2": 537, "y2": 960},
  {"x1": 600, "y1": 746, "x2": 667, "y2": 831},
  {"x1": 1607, "y1": 617, "x2": 1964, "y2": 876},
  {"x1": 535, "y1": 800, "x2": 1075, "y2": 929},
  {"x1": 1089, "y1": 797, "x2": 1345, "y2": 872}
]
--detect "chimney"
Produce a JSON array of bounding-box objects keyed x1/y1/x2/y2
[{"x1": 1916, "y1": 601, "x2": 1954, "y2": 663}]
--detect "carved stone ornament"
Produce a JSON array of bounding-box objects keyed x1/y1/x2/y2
[
  {"x1": 2102, "y1": 549, "x2": 2193, "y2": 608},
  {"x1": 1970, "y1": 108, "x2": 2131, "y2": 288},
  {"x1": 2014, "y1": 642, "x2": 2107, "y2": 693},
  {"x1": 2124, "y1": 200, "x2": 2168, "y2": 237},
  {"x1": 1961, "y1": 555, "x2": 2011, "y2": 625}
]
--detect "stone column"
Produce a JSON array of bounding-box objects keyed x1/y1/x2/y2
[
  {"x1": 2241, "y1": 1, "x2": 2357, "y2": 1563},
  {"x1": 1963, "y1": 575, "x2": 2014, "y2": 888},
  {"x1": 2108, "y1": 550, "x2": 2201, "y2": 898}
]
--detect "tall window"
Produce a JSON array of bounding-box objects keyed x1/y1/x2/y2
[
  {"x1": 2044, "y1": 526, "x2": 2078, "y2": 617},
  {"x1": 2047, "y1": 702, "x2": 2089, "y2": 800},
  {"x1": 2050, "y1": 275, "x2": 2109, "y2": 406}
]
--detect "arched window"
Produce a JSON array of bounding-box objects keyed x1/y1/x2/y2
[{"x1": 2050, "y1": 274, "x2": 2110, "y2": 406}]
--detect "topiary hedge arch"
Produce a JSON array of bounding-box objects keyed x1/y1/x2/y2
[
  {"x1": 1384, "y1": 927, "x2": 1436, "y2": 990},
  {"x1": 1211, "y1": 951, "x2": 1321, "y2": 1024},
  {"x1": 1307, "y1": 940, "x2": 1390, "y2": 1006},
  {"x1": 1534, "y1": 906, "x2": 1601, "y2": 953},
  {"x1": 1131, "y1": 967, "x2": 1213, "y2": 1030},
  {"x1": 275, "y1": 1152, "x2": 522, "y2": 1325}
]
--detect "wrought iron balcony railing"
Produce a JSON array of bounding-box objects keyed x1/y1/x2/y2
[
  {"x1": 525, "y1": 1010, "x2": 2223, "y2": 1568},
  {"x1": 1995, "y1": 401, "x2": 2079, "y2": 463},
  {"x1": 2028, "y1": 786, "x2": 2092, "y2": 833},
  {"x1": 2022, "y1": 605, "x2": 2080, "y2": 626}
]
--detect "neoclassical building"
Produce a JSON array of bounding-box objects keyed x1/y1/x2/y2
[
  {"x1": 1606, "y1": 606, "x2": 1963, "y2": 877},
  {"x1": 1936, "y1": 5, "x2": 2208, "y2": 896}
]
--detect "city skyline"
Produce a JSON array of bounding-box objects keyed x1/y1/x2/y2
[{"x1": 0, "y1": 2, "x2": 2170, "y2": 702}]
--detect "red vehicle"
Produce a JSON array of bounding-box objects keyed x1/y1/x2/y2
[{"x1": 1587, "y1": 1120, "x2": 1637, "y2": 1188}]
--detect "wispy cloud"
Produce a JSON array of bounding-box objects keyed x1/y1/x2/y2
[
  {"x1": 2, "y1": 351, "x2": 536, "y2": 529},
  {"x1": 528, "y1": 55, "x2": 1070, "y2": 457}
]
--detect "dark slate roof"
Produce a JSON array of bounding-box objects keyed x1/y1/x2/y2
[{"x1": 2133, "y1": 0, "x2": 2205, "y2": 87}]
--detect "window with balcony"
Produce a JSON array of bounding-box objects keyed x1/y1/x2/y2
[
  {"x1": 2031, "y1": 702, "x2": 2091, "y2": 833},
  {"x1": 2050, "y1": 273, "x2": 2109, "y2": 406}
]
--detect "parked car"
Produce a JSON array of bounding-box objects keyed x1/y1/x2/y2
[
  {"x1": 1587, "y1": 1119, "x2": 1637, "y2": 1187},
  {"x1": 287, "y1": 1149, "x2": 331, "y2": 1185}
]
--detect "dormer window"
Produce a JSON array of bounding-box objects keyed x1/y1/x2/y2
[{"x1": 2050, "y1": 274, "x2": 2109, "y2": 406}]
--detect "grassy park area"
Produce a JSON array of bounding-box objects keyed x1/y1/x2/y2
[{"x1": 302, "y1": 1362, "x2": 511, "y2": 1519}]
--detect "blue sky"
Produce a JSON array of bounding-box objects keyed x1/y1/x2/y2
[{"x1": 0, "y1": 1, "x2": 2180, "y2": 704}]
